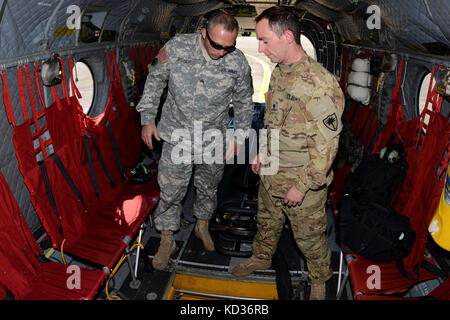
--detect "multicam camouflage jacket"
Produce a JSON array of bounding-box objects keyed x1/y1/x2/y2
[
  {"x1": 261, "y1": 54, "x2": 345, "y2": 202},
  {"x1": 136, "y1": 33, "x2": 254, "y2": 144}
]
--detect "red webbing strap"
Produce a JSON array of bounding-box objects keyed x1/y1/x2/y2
[
  {"x1": 59, "y1": 56, "x2": 69, "y2": 102},
  {"x1": 1, "y1": 70, "x2": 16, "y2": 126},
  {"x1": 371, "y1": 56, "x2": 405, "y2": 153},
  {"x1": 141, "y1": 45, "x2": 148, "y2": 74},
  {"x1": 48, "y1": 56, "x2": 71, "y2": 112},
  {"x1": 437, "y1": 139, "x2": 450, "y2": 179},
  {"x1": 392, "y1": 57, "x2": 406, "y2": 125},
  {"x1": 339, "y1": 46, "x2": 349, "y2": 92},
  {"x1": 416, "y1": 65, "x2": 436, "y2": 145},
  {"x1": 359, "y1": 106, "x2": 378, "y2": 154},
  {"x1": 148, "y1": 44, "x2": 153, "y2": 67},
  {"x1": 23, "y1": 65, "x2": 40, "y2": 122},
  {"x1": 24, "y1": 66, "x2": 51, "y2": 160},
  {"x1": 68, "y1": 56, "x2": 82, "y2": 99},
  {"x1": 140, "y1": 45, "x2": 145, "y2": 71},
  {"x1": 26, "y1": 65, "x2": 48, "y2": 128},
  {"x1": 433, "y1": 64, "x2": 444, "y2": 113},
  {"x1": 106, "y1": 50, "x2": 115, "y2": 82},
  {"x1": 33, "y1": 62, "x2": 47, "y2": 110},
  {"x1": 433, "y1": 88, "x2": 444, "y2": 114},
  {"x1": 68, "y1": 57, "x2": 86, "y2": 135},
  {"x1": 145, "y1": 45, "x2": 149, "y2": 72},
  {"x1": 51, "y1": 86, "x2": 63, "y2": 111},
  {"x1": 103, "y1": 50, "x2": 118, "y2": 122},
  {"x1": 144, "y1": 45, "x2": 147, "y2": 69},
  {"x1": 111, "y1": 50, "x2": 121, "y2": 82},
  {"x1": 17, "y1": 66, "x2": 29, "y2": 123},
  {"x1": 354, "y1": 105, "x2": 372, "y2": 139},
  {"x1": 414, "y1": 65, "x2": 444, "y2": 149},
  {"x1": 136, "y1": 46, "x2": 143, "y2": 74}
]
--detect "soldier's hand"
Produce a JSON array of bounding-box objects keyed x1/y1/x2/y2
[
  {"x1": 141, "y1": 124, "x2": 160, "y2": 150},
  {"x1": 284, "y1": 186, "x2": 305, "y2": 207},
  {"x1": 251, "y1": 153, "x2": 262, "y2": 174}
]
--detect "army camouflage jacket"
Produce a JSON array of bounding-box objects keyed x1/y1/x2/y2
[
  {"x1": 136, "y1": 33, "x2": 254, "y2": 144},
  {"x1": 262, "y1": 54, "x2": 345, "y2": 200}
]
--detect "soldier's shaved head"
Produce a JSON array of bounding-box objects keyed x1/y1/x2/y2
[{"x1": 204, "y1": 9, "x2": 239, "y2": 33}]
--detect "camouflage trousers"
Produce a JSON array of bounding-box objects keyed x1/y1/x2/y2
[
  {"x1": 253, "y1": 181, "x2": 333, "y2": 284},
  {"x1": 153, "y1": 142, "x2": 225, "y2": 231}
]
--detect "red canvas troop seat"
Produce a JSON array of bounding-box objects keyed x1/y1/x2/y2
[
  {"x1": 353, "y1": 278, "x2": 450, "y2": 300},
  {"x1": 0, "y1": 171, "x2": 107, "y2": 300},
  {"x1": 61, "y1": 181, "x2": 159, "y2": 267},
  {"x1": 345, "y1": 252, "x2": 439, "y2": 297},
  {"x1": 336, "y1": 57, "x2": 449, "y2": 299},
  {"x1": 340, "y1": 116, "x2": 449, "y2": 298},
  {"x1": 1, "y1": 52, "x2": 159, "y2": 270}
]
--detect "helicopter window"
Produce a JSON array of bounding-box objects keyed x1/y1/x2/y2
[
  {"x1": 78, "y1": 7, "x2": 115, "y2": 43},
  {"x1": 417, "y1": 72, "x2": 436, "y2": 129},
  {"x1": 168, "y1": 16, "x2": 188, "y2": 37},
  {"x1": 301, "y1": 35, "x2": 317, "y2": 61},
  {"x1": 70, "y1": 61, "x2": 95, "y2": 114}
]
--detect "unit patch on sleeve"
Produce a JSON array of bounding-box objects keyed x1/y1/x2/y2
[
  {"x1": 159, "y1": 47, "x2": 169, "y2": 64},
  {"x1": 323, "y1": 113, "x2": 338, "y2": 132},
  {"x1": 307, "y1": 95, "x2": 342, "y2": 141}
]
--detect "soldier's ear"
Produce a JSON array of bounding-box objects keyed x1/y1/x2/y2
[
  {"x1": 201, "y1": 28, "x2": 207, "y2": 39},
  {"x1": 283, "y1": 29, "x2": 295, "y2": 44}
]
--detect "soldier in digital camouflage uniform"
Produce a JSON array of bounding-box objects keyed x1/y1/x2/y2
[
  {"x1": 232, "y1": 7, "x2": 345, "y2": 300},
  {"x1": 136, "y1": 10, "x2": 254, "y2": 270}
]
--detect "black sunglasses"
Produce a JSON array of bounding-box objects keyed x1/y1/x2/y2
[{"x1": 206, "y1": 30, "x2": 236, "y2": 53}]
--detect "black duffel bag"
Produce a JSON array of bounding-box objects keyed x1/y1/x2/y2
[{"x1": 339, "y1": 195, "x2": 416, "y2": 263}]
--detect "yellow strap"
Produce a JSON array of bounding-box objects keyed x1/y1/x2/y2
[
  {"x1": 61, "y1": 239, "x2": 67, "y2": 265},
  {"x1": 105, "y1": 241, "x2": 145, "y2": 300}
]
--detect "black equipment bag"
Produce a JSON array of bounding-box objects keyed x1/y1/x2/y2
[
  {"x1": 339, "y1": 195, "x2": 415, "y2": 263},
  {"x1": 338, "y1": 141, "x2": 418, "y2": 277},
  {"x1": 343, "y1": 142, "x2": 409, "y2": 206}
]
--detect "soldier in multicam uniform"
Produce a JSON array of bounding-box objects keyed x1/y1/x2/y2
[
  {"x1": 232, "y1": 7, "x2": 345, "y2": 300},
  {"x1": 136, "y1": 10, "x2": 254, "y2": 270}
]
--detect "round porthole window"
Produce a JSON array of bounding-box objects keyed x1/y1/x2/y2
[
  {"x1": 70, "y1": 61, "x2": 95, "y2": 115},
  {"x1": 301, "y1": 35, "x2": 317, "y2": 61},
  {"x1": 417, "y1": 72, "x2": 436, "y2": 126}
]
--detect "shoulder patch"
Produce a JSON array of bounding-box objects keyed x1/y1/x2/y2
[
  {"x1": 323, "y1": 113, "x2": 338, "y2": 132},
  {"x1": 159, "y1": 47, "x2": 168, "y2": 64},
  {"x1": 308, "y1": 95, "x2": 342, "y2": 141}
]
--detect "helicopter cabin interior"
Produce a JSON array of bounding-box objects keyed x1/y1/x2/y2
[{"x1": 0, "y1": 0, "x2": 449, "y2": 301}]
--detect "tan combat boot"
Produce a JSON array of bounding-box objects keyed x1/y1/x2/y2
[
  {"x1": 310, "y1": 282, "x2": 326, "y2": 300},
  {"x1": 194, "y1": 220, "x2": 215, "y2": 252},
  {"x1": 231, "y1": 255, "x2": 271, "y2": 277},
  {"x1": 152, "y1": 230, "x2": 176, "y2": 270}
]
